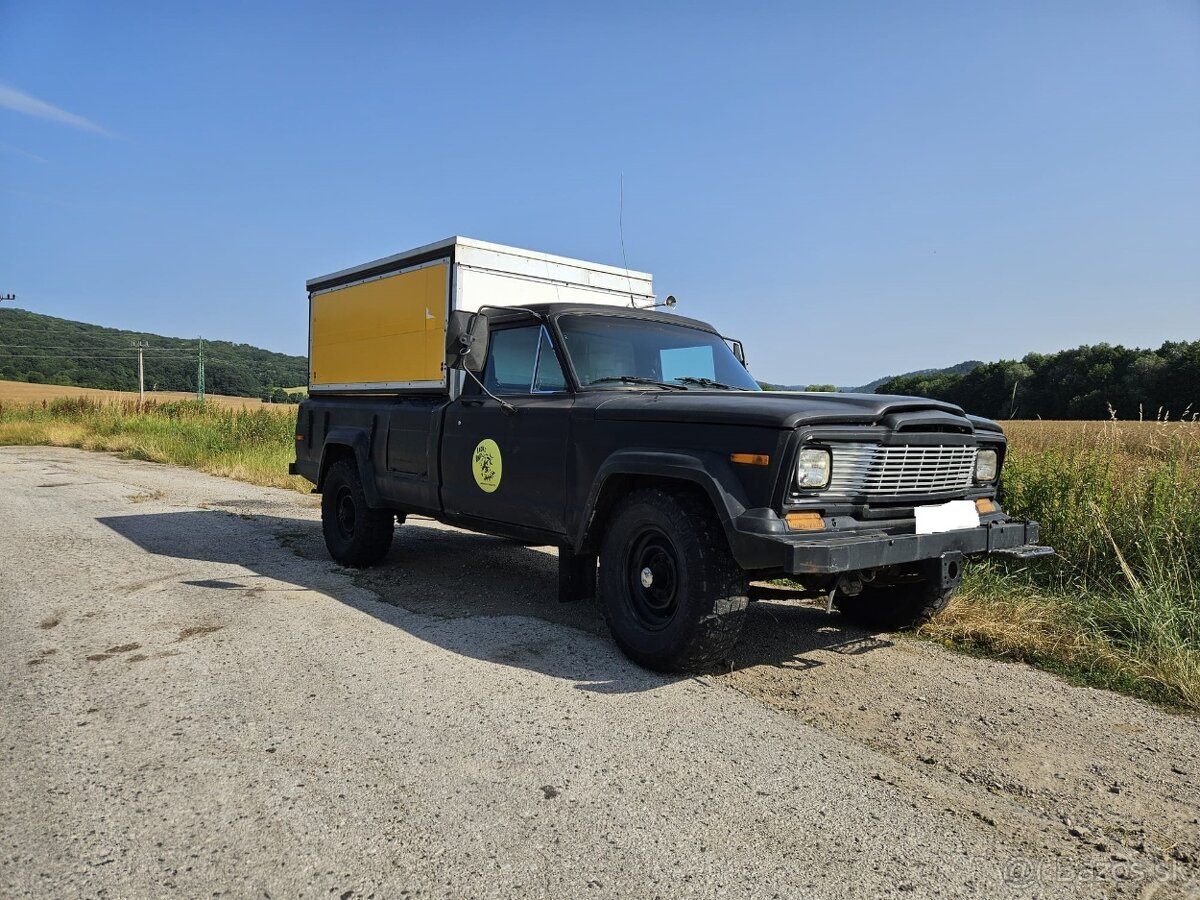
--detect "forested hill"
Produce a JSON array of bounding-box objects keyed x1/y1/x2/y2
[
  {"x1": 877, "y1": 340, "x2": 1200, "y2": 420},
  {"x1": 760, "y1": 360, "x2": 982, "y2": 393},
  {"x1": 0, "y1": 308, "x2": 307, "y2": 398},
  {"x1": 843, "y1": 360, "x2": 983, "y2": 394}
]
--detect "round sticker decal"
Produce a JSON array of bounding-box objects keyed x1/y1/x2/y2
[{"x1": 472, "y1": 439, "x2": 503, "y2": 493}]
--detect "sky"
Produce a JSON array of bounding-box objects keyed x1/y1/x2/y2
[{"x1": 1, "y1": 1, "x2": 1197, "y2": 387}]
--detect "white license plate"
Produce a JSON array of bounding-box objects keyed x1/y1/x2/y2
[{"x1": 915, "y1": 500, "x2": 980, "y2": 535}]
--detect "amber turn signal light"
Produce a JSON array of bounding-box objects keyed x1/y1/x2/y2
[
  {"x1": 975, "y1": 498, "x2": 997, "y2": 515},
  {"x1": 785, "y1": 511, "x2": 825, "y2": 531},
  {"x1": 730, "y1": 453, "x2": 770, "y2": 466}
]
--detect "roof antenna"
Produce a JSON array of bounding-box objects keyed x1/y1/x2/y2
[{"x1": 620, "y1": 173, "x2": 636, "y2": 307}]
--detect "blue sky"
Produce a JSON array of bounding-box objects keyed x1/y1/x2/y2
[{"x1": 2, "y1": 1, "x2": 1197, "y2": 386}]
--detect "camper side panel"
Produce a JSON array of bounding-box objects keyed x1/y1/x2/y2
[{"x1": 309, "y1": 261, "x2": 449, "y2": 393}]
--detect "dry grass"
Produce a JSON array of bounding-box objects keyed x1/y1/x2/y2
[
  {"x1": 0, "y1": 379, "x2": 270, "y2": 410},
  {"x1": 0, "y1": 397, "x2": 307, "y2": 492},
  {"x1": 1002, "y1": 418, "x2": 1200, "y2": 460},
  {"x1": 922, "y1": 418, "x2": 1200, "y2": 710}
]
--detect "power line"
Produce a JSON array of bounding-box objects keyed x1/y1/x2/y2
[
  {"x1": 0, "y1": 346, "x2": 197, "y2": 355},
  {"x1": 1, "y1": 354, "x2": 196, "y2": 363},
  {"x1": 0, "y1": 345, "x2": 197, "y2": 352},
  {"x1": 0, "y1": 353, "x2": 196, "y2": 359}
]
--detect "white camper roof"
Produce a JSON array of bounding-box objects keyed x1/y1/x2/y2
[{"x1": 307, "y1": 236, "x2": 654, "y2": 306}]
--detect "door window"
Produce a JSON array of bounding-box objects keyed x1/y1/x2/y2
[
  {"x1": 533, "y1": 327, "x2": 567, "y2": 392},
  {"x1": 483, "y1": 325, "x2": 567, "y2": 395}
]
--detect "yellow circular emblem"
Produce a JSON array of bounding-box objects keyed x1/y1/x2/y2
[{"x1": 472, "y1": 439, "x2": 502, "y2": 493}]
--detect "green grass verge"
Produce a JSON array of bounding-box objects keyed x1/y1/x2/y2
[
  {"x1": 0, "y1": 396, "x2": 307, "y2": 492},
  {"x1": 923, "y1": 424, "x2": 1200, "y2": 711}
]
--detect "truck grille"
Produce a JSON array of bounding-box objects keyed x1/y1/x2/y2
[{"x1": 824, "y1": 443, "x2": 977, "y2": 498}]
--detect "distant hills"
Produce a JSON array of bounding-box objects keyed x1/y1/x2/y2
[
  {"x1": 876, "y1": 341, "x2": 1200, "y2": 420},
  {"x1": 762, "y1": 339, "x2": 1200, "y2": 420},
  {"x1": 0, "y1": 308, "x2": 307, "y2": 400},
  {"x1": 6, "y1": 308, "x2": 1195, "y2": 421},
  {"x1": 759, "y1": 360, "x2": 983, "y2": 394},
  {"x1": 842, "y1": 360, "x2": 984, "y2": 394}
]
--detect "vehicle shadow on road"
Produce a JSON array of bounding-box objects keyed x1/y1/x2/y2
[
  {"x1": 96, "y1": 509, "x2": 892, "y2": 691},
  {"x1": 730, "y1": 601, "x2": 895, "y2": 673}
]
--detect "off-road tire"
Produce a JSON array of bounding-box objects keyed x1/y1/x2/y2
[
  {"x1": 599, "y1": 488, "x2": 748, "y2": 673},
  {"x1": 834, "y1": 571, "x2": 954, "y2": 631},
  {"x1": 321, "y1": 458, "x2": 394, "y2": 567}
]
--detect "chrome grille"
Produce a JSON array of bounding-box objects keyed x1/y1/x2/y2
[{"x1": 823, "y1": 443, "x2": 977, "y2": 498}]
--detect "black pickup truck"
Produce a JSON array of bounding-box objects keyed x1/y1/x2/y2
[{"x1": 292, "y1": 302, "x2": 1050, "y2": 672}]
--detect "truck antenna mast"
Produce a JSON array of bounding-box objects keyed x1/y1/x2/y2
[{"x1": 619, "y1": 173, "x2": 636, "y2": 307}]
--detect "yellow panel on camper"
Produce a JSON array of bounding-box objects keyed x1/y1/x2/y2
[{"x1": 310, "y1": 262, "x2": 448, "y2": 389}]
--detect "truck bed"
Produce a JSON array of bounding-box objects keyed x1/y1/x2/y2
[{"x1": 293, "y1": 394, "x2": 448, "y2": 518}]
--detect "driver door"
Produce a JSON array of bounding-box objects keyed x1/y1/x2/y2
[{"x1": 440, "y1": 322, "x2": 574, "y2": 536}]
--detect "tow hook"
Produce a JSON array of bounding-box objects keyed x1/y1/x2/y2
[{"x1": 827, "y1": 572, "x2": 865, "y2": 614}]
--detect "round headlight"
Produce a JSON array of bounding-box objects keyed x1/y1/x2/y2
[
  {"x1": 797, "y1": 448, "x2": 831, "y2": 489},
  {"x1": 975, "y1": 448, "x2": 999, "y2": 482}
]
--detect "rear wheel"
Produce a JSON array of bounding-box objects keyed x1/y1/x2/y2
[
  {"x1": 834, "y1": 565, "x2": 954, "y2": 631},
  {"x1": 599, "y1": 488, "x2": 748, "y2": 672},
  {"x1": 321, "y1": 458, "x2": 394, "y2": 567}
]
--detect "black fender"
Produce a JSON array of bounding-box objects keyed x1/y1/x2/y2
[
  {"x1": 572, "y1": 449, "x2": 751, "y2": 553},
  {"x1": 317, "y1": 427, "x2": 384, "y2": 508}
]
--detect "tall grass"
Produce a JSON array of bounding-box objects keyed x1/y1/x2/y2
[
  {"x1": 0, "y1": 397, "x2": 306, "y2": 491},
  {"x1": 928, "y1": 420, "x2": 1200, "y2": 710}
]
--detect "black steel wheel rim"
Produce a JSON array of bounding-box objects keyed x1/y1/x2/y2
[
  {"x1": 335, "y1": 486, "x2": 356, "y2": 540},
  {"x1": 625, "y1": 527, "x2": 680, "y2": 630}
]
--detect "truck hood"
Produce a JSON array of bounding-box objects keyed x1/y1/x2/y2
[{"x1": 592, "y1": 390, "x2": 1002, "y2": 433}]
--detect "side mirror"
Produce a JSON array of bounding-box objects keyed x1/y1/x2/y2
[
  {"x1": 725, "y1": 337, "x2": 747, "y2": 367},
  {"x1": 445, "y1": 310, "x2": 490, "y2": 373}
]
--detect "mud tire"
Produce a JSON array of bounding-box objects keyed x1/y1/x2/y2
[
  {"x1": 599, "y1": 488, "x2": 748, "y2": 672},
  {"x1": 321, "y1": 458, "x2": 394, "y2": 567}
]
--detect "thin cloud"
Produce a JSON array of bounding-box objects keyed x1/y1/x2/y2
[
  {"x1": 0, "y1": 82, "x2": 109, "y2": 136},
  {"x1": 0, "y1": 142, "x2": 49, "y2": 163}
]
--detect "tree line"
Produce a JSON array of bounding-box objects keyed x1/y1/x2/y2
[
  {"x1": 877, "y1": 340, "x2": 1200, "y2": 420},
  {"x1": 0, "y1": 308, "x2": 308, "y2": 400}
]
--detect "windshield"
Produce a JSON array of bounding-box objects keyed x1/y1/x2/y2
[{"x1": 556, "y1": 315, "x2": 760, "y2": 391}]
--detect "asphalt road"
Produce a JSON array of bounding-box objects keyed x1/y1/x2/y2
[{"x1": 2, "y1": 447, "x2": 1197, "y2": 899}]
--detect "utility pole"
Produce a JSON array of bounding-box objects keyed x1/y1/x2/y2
[
  {"x1": 135, "y1": 341, "x2": 148, "y2": 403},
  {"x1": 197, "y1": 337, "x2": 205, "y2": 402}
]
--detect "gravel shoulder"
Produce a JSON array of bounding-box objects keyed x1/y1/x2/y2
[{"x1": 2, "y1": 447, "x2": 1197, "y2": 899}]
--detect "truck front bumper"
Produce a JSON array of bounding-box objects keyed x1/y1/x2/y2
[{"x1": 730, "y1": 518, "x2": 1050, "y2": 575}]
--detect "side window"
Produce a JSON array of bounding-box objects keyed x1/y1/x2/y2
[
  {"x1": 533, "y1": 328, "x2": 567, "y2": 392},
  {"x1": 483, "y1": 325, "x2": 567, "y2": 395}
]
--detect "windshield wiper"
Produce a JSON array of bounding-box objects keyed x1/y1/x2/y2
[
  {"x1": 587, "y1": 376, "x2": 686, "y2": 390},
  {"x1": 672, "y1": 376, "x2": 748, "y2": 391}
]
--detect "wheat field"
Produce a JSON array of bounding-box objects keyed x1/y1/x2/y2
[
  {"x1": 927, "y1": 418, "x2": 1199, "y2": 709},
  {"x1": 0, "y1": 379, "x2": 271, "y2": 410}
]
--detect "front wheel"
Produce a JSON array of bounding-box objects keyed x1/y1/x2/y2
[
  {"x1": 599, "y1": 488, "x2": 748, "y2": 673},
  {"x1": 321, "y1": 458, "x2": 394, "y2": 567}
]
